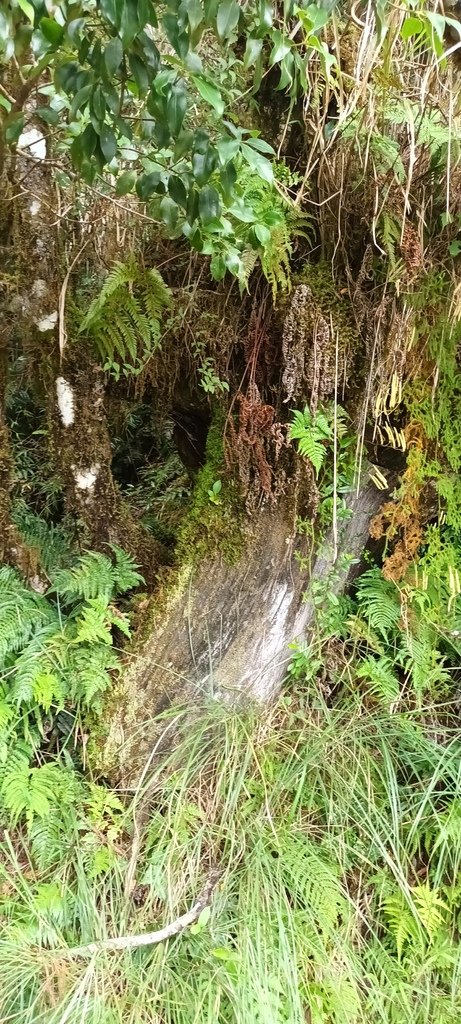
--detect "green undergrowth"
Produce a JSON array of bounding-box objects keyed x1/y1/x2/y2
[
  {"x1": 1, "y1": 513, "x2": 461, "y2": 1023},
  {"x1": 1, "y1": 680, "x2": 461, "y2": 1024}
]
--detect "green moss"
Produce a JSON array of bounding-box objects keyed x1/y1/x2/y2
[
  {"x1": 176, "y1": 411, "x2": 245, "y2": 567},
  {"x1": 296, "y1": 261, "x2": 359, "y2": 349}
]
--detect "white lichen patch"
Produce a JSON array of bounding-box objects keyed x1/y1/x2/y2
[
  {"x1": 56, "y1": 377, "x2": 75, "y2": 427},
  {"x1": 74, "y1": 464, "x2": 100, "y2": 491},
  {"x1": 18, "y1": 128, "x2": 46, "y2": 160},
  {"x1": 29, "y1": 200, "x2": 41, "y2": 216},
  {"x1": 36, "y1": 310, "x2": 58, "y2": 332},
  {"x1": 32, "y1": 279, "x2": 47, "y2": 298}
]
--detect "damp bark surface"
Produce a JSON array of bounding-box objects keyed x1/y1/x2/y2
[{"x1": 114, "y1": 475, "x2": 387, "y2": 778}]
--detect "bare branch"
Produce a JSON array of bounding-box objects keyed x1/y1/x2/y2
[{"x1": 59, "y1": 869, "x2": 223, "y2": 958}]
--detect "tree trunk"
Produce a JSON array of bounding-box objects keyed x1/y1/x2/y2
[{"x1": 104, "y1": 474, "x2": 386, "y2": 782}]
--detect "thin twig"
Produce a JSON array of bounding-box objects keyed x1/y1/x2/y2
[{"x1": 59, "y1": 868, "x2": 223, "y2": 958}]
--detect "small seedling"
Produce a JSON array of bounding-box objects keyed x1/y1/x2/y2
[{"x1": 208, "y1": 480, "x2": 222, "y2": 504}]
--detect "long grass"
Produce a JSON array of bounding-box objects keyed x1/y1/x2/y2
[{"x1": 2, "y1": 678, "x2": 461, "y2": 1024}]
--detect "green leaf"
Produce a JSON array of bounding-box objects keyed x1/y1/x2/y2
[
  {"x1": 100, "y1": 0, "x2": 124, "y2": 28},
  {"x1": 17, "y1": 0, "x2": 35, "y2": 23},
  {"x1": 167, "y1": 83, "x2": 188, "y2": 136},
  {"x1": 192, "y1": 76, "x2": 224, "y2": 117},
  {"x1": 120, "y1": 0, "x2": 140, "y2": 46},
  {"x1": 187, "y1": 0, "x2": 203, "y2": 32},
  {"x1": 160, "y1": 195, "x2": 179, "y2": 229},
  {"x1": 254, "y1": 223, "x2": 271, "y2": 245},
  {"x1": 192, "y1": 147, "x2": 217, "y2": 185},
  {"x1": 199, "y1": 185, "x2": 220, "y2": 224},
  {"x1": 220, "y1": 160, "x2": 237, "y2": 199},
  {"x1": 400, "y1": 16, "x2": 424, "y2": 40},
  {"x1": 168, "y1": 174, "x2": 188, "y2": 209},
  {"x1": 104, "y1": 37, "x2": 123, "y2": 76},
  {"x1": 240, "y1": 142, "x2": 273, "y2": 182},
  {"x1": 216, "y1": 0, "x2": 240, "y2": 40},
  {"x1": 244, "y1": 135, "x2": 275, "y2": 155},
  {"x1": 244, "y1": 37, "x2": 263, "y2": 68},
  {"x1": 39, "y1": 17, "x2": 64, "y2": 45},
  {"x1": 449, "y1": 240, "x2": 461, "y2": 257},
  {"x1": 269, "y1": 30, "x2": 291, "y2": 65},
  {"x1": 129, "y1": 53, "x2": 149, "y2": 95},
  {"x1": 36, "y1": 105, "x2": 60, "y2": 125},
  {"x1": 116, "y1": 169, "x2": 137, "y2": 195},
  {"x1": 100, "y1": 126, "x2": 117, "y2": 162},
  {"x1": 5, "y1": 112, "x2": 24, "y2": 145},
  {"x1": 91, "y1": 84, "x2": 106, "y2": 122},
  {"x1": 69, "y1": 83, "x2": 92, "y2": 122}
]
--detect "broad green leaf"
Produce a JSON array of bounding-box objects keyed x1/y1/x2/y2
[
  {"x1": 199, "y1": 185, "x2": 221, "y2": 224},
  {"x1": 129, "y1": 53, "x2": 149, "y2": 95},
  {"x1": 192, "y1": 76, "x2": 224, "y2": 116},
  {"x1": 244, "y1": 135, "x2": 275, "y2": 155},
  {"x1": 91, "y1": 84, "x2": 106, "y2": 122},
  {"x1": 99, "y1": 0, "x2": 124, "y2": 28},
  {"x1": 168, "y1": 174, "x2": 188, "y2": 208},
  {"x1": 216, "y1": 0, "x2": 240, "y2": 40},
  {"x1": 254, "y1": 223, "x2": 271, "y2": 245},
  {"x1": 104, "y1": 36, "x2": 123, "y2": 76},
  {"x1": 216, "y1": 136, "x2": 239, "y2": 164},
  {"x1": 424, "y1": 11, "x2": 447, "y2": 41},
  {"x1": 220, "y1": 160, "x2": 237, "y2": 199},
  {"x1": 100, "y1": 126, "x2": 117, "y2": 162},
  {"x1": 17, "y1": 0, "x2": 35, "y2": 22},
  {"x1": 400, "y1": 16, "x2": 424, "y2": 40},
  {"x1": 116, "y1": 169, "x2": 137, "y2": 195},
  {"x1": 39, "y1": 17, "x2": 64, "y2": 45},
  {"x1": 241, "y1": 142, "x2": 273, "y2": 182},
  {"x1": 244, "y1": 37, "x2": 263, "y2": 68},
  {"x1": 269, "y1": 30, "x2": 291, "y2": 65},
  {"x1": 187, "y1": 0, "x2": 203, "y2": 32},
  {"x1": 192, "y1": 147, "x2": 216, "y2": 185},
  {"x1": 69, "y1": 83, "x2": 92, "y2": 122},
  {"x1": 36, "y1": 105, "x2": 60, "y2": 125},
  {"x1": 160, "y1": 195, "x2": 179, "y2": 229},
  {"x1": 167, "y1": 83, "x2": 188, "y2": 136},
  {"x1": 120, "y1": 0, "x2": 140, "y2": 46}
]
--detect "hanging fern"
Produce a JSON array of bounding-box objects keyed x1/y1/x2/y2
[{"x1": 79, "y1": 255, "x2": 171, "y2": 377}]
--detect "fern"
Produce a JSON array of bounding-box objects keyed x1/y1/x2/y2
[
  {"x1": 79, "y1": 256, "x2": 171, "y2": 376},
  {"x1": 277, "y1": 833, "x2": 347, "y2": 934},
  {"x1": 356, "y1": 655, "x2": 400, "y2": 709},
  {"x1": 11, "y1": 502, "x2": 75, "y2": 576},
  {"x1": 51, "y1": 546, "x2": 142, "y2": 604},
  {"x1": 355, "y1": 569, "x2": 401, "y2": 637},
  {"x1": 289, "y1": 407, "x2": 333, "y2": 476}
]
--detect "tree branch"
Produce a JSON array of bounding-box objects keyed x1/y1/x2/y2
[{"x1": 60, "y1": 868, "x2": 222, "y2": 958}]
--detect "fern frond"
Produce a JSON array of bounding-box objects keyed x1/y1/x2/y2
[
  {"x1": 79, "y1": 257, "x2": 171, "y2": 374},
  {"x1": 356, "y1": 655, "x2": 400, "y2": 709},
  {"x1": 355, "y1": 569, "x2": 401, "y2": 638}
]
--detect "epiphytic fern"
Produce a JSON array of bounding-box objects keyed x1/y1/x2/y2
[{"x1": 79, "y1": 255, "x2": 171, "y2": 377}]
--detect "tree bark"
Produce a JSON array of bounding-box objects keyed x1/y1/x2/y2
[{"x1": 105, "y1": 475, "x2": 387, "y2": 782}]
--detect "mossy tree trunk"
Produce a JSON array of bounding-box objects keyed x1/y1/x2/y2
[
  {"x1": 2, "y1": 137, "x2": 163, "y2": 575},
  {"x1": 103, "y1": 476, "x2": 385, "y2": 782}
]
